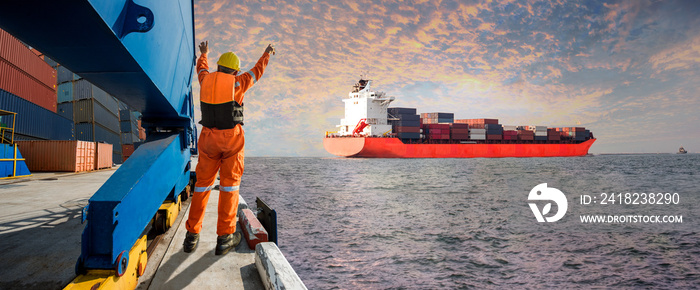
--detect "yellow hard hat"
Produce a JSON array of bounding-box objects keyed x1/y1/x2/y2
[{"x1": 217, "y1": 52, "x2": 240, "y2": 71}]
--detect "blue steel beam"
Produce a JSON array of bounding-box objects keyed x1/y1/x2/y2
[
  {"x1": 81, "y1": 133, "x2": 191, "y2": 269},
  {"x1": 0, "y1": 0, "x2": 194, "y2": 119},
  {"x1": 0, "y1": 0, "x2": 196, "y2": 271}
]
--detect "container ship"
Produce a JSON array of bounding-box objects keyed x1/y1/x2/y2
[{"x1": 324, "y1": 78, "x2": 596, "y2": 158}]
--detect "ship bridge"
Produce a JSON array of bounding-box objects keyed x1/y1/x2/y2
[{"x1": 338, "y1": 79, "x2": 394, "y2": 137}]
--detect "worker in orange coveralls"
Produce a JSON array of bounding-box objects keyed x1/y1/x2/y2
[{"x1": 184, "y1": 40, "x2": 275, "y2": 255}]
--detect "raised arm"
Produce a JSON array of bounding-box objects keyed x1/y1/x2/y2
[
  {"x1": 236, "y1": 44, "x2": 275, "y2": 102},
  {"x1": 196, "y1": 41, "x2": 210, "y2": 84}
]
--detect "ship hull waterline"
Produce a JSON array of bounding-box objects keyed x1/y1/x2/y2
[{"x1": 324, "y1": 137, "x2": 596, "y2": 158}]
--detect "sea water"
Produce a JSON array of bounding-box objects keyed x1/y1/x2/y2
[{"x1": 242, "y1": 154, "x2": 700, "y2": 289}]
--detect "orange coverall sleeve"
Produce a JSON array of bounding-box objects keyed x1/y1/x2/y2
[
  {"x1": 234, "y1": 52, "x2": 270, "y2": 104},
  {"x1": 196, "y1": 53, "x2": 210, "y2": 84}
]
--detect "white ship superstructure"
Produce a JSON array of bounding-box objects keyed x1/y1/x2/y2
[{"x1": 336, "y1": 79, "x2": 394, "y2": 137}]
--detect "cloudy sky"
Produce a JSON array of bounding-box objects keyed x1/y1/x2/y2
[{"x1": 193, "y1": 0, "x2": 700, "y2": 156}]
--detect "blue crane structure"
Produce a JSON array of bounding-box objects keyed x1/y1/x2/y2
[{"x1": 0, "y1": 0, "x2": 197, "y2": 282}]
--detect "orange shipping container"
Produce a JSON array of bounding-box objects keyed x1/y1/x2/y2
[
  {"x1": 95, "y1": 142, "x2": 113, "y2": 169},
  {"x1": 15, "y1": 140, "x2": 95, "y2": 172}
]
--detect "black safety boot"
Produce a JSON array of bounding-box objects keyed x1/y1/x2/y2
[
  {"x1": 215, "y1": 232, "x2": 241, "y2": 255},
  {"x1": 183, "y1": 231, "x2": 199, "y2": 253}
]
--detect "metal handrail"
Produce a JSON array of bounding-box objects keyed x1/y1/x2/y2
[{"x1": 0, "y1": 109, "x2": 17, "y2": 145}]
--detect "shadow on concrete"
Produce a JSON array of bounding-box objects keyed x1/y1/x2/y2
[
  {"x1": 151, "y1": 232, "x2": 263, "y2": 290},
  {"x1": 155, "y1": 249, "x2": 221, "y2": 289},
  {"x1": 0, "y1": 198, "x2": 88, "y2": 235},
  {"x1": 0, "y1": 206, "x2": 85, "y2": 290},
  {"x1": 239, "y1": 263, "x2": 264, "y2": 290}
]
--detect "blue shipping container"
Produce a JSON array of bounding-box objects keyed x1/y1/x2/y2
[
  {"x1": 120, "y1": 132, "x2": 139, "y2": 144},
  {"x1": 113, "y1": 153, "x2": 122, "y2": 164},
  {"x1": 391, "y1": 120, "x2": 420, "y2": 127},
  {"x1": 44, "y1": 56, "x2": 58, "y2": 68},
  {"x1": 57, "y1": 66, "x2": 80, "y2": 83},
  {"x1": 57, "y1": 102, "x2": 73, "y2": 120},
  {"x1": 0, "y1": 89, "x2": 74, "y2": 140},
  {"x1": 119, "y1": 120, "x2": 138, "y2": 133},
  {"x1": 73, "y1": 79, "x2": 119, "y2": 116},
  {"x1": 75, "y1": 122, "x2": 120, "y2": 149},
  {"x1": 388, "y1": 107, "x2": 417, "y2": 115},
  {"x1": 57, "y1": 82, "x2": 73, "y2": 103},
  {"x1": 397, "y1": 114, "x2": 420, "y2": 121},
  {"x1": 397, "y1": 132, "x2": 420, "y2": 139},
  {"x1": 73, "y1": 99, "x2": 119, "y2": 134}
]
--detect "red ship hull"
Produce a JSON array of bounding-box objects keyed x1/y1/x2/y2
[{"x1": 324, "y1": 137, "x2": 596, "y2": 158}]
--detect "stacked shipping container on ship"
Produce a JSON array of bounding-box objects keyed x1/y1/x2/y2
[
  {"x1": 450, "y1": 123, "x2": 469, "y2": 141},
  {"x1": 556, "y1": 127, "x2": 590, "y2": 142},
  {"x1": 388, "y1": 107, "x2": 420, "y2": 140},
  {"x1": 51, "y1": 58, "x2": 123, "y2": 164},
  {"x1": 516, "y1": 126, "x2": 535, "y2": 141},
  {"x1": 421, "y1": 112, "x2": 453, "y2": 124},
  {"x1": 327, "y1": 79, "x2": 597, "y2": 158},
  {"x1": 528, "y1": 126, "x2": 548, "y2": 141},
  {"x1": 421, "y1": 113, "x2": 453, "y2": 141},
  {"x1": 455, "y1": 119, "x2": 499, "y2": 141},
  {"x1": 502, "y1": 125, "x2": 518, "y2": 141},
  {"x1": 0, "y1": 28, "x2": 74, "y2": 141}
]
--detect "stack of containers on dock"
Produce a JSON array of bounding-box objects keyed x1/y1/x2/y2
[
  {"x1": 120, "y1": 109, "x2": 143, "y2": 160},
  {"x1": 421, "y1": 112, "x2": 454, "y2": 124},
  {"x1": 0, "y1": 28, "x2": 57, "y2": 113},
  {"x1": 528, "y1": 126, "x2": 548, "y2": 141},
  {"x1": 388, "y1": 107, "x2": 420, "y2": 140},
  {"x1": 450, "y1": 123, "x2": 469, "y2": 140},
  {"x1": 51, "y1": 57, "x2": 124, "y2": 163},
  {"x1": 423, "y1": 123, "x2": 450, "y2": 140},
  {"x1": 485, "y1": 124, "x2": 503, "y2": 140},
  {"x1": 0, "y1": 29, "x2": 74, "y2": 141}
]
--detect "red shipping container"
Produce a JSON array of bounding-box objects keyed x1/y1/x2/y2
[
  {"x1": 487, "y1": 134, "x2": 502, "y2": 140},
  {"x1": 394, "y1": 126, "x2": 420, "y2": 133},
  {"x1": 0, "y1": 58, "x2": 57, "y2": 112},
  {"x1": 451, "y1": 133, "x2": 469, "y2": 139},
  {"x1": 450, "y1": 123, "x2": 469, "y2": 129},
  {"x1": 426, "y1": 124, "x2": 450, "y2": 129},
  {"x1": 519, "y1": 135, "x2": 534, "y2": 141},
  {"x1": 95, "y1": 142, "x2": 113, "y2": 169},
  {"x1": 122, "y1": 144, "x2": 135, "y2": 156},
  {"x1": 15, "y1": 140, "x2": 95, "y2": 172},
  {"x1": 0, "y1": 28, "x2": 57, "y2": 89},
  {"x1": 503, "y1": 135, "x2": 517, "y2": 140},
  {"x1": 451, "y1": 129, "x2": 469, "y2": 134}
]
